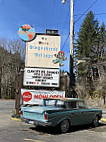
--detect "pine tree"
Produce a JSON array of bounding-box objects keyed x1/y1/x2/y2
[
  {"x1": 76, "y1": 11, "x2": 99, "y2": 58},
  {"x1": 75, "y1": 11, "x2": 106, "y2": 97}
]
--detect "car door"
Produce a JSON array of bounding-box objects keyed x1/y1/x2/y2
[
  {"x1": 78, "y1": 101, "x2": 92, "y2": 125},
  {"x1": 67, "y1": 101, "x2": 82, "y2": 126}
]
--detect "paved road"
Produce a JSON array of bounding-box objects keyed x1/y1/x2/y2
[{"x1": 0, "y1": 100, "x2": 106, "y2": 142}]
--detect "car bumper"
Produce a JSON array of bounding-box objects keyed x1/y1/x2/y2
[{"x1": 21, "y1": 116, "x2": 52, "y2": 126}]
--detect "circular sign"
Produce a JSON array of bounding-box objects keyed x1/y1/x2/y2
[
  {"x1": 22, "y1": 92, "x2": 32, "y2": 102},
  {"x1": 18, "y1": 24, "x2": 36, "y2": 42}
]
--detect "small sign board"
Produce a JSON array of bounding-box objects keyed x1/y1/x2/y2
[
  {"x1": 18, "y1": 24, "x2": 36, "y2": 42},
  {"x1": 23, "y1": 68, "x2": 60, "y2": 87},
  {"x1": 21, "y1": 89, "x2": 65, "y2": 105}
]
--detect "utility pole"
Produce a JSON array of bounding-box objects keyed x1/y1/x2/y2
[
  {"x1": 70, "y1": 0, "x2": 74, "y2": 57},
  {"x1": 70, "y1": 0, "x2": 74, "y2": 87},
  {"x1": 62, "y1": 0, "x2": 74, "y2": 87}
]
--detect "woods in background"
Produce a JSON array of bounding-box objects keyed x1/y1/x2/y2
[{"x1": 0, "y1": 38, "x2": 25, "y2": 99}]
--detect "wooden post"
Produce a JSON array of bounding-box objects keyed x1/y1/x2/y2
[{"x1": 15, "y1": 69, "x2": 24, "y2": 116}]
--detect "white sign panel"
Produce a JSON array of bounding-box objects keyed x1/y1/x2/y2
[
  {"x1": 25, "y1": 34, "x2": 61, "y2": 68},
  {"x1": 23, "y1": 68, "x2": 60, "y2": 87},
  {"x1": 21, "y1": 89, "x2": 65, "y2": 105}
]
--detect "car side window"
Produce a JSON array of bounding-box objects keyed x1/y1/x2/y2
[
  {"x1": 45, "y1": 100, "x2": 56, "y2": 106},
  {"x1": 56, "y1": 100, "x2": 65, "y2": 108},
  {"x1": 68, "y1": 102, "x2": 77, "y2": 109},
  {"x1": 78, "y1": 101, "x2": 87, "y2": 109}
]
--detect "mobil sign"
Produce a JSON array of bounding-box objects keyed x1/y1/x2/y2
[{"x1": 21, "y1": 89, "x2": 65, "y2": 105}]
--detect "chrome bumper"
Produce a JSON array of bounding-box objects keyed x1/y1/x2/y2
[{"x1": 21, "y1": 116, "x2": 52, "y2": 126}]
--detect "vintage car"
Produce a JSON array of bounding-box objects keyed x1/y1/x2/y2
[{"x1": 21, "y1": 98, "x2": 102, "y2": 133}]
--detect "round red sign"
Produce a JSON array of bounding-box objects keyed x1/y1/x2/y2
[{"x1": 22, "y1": 92, "x2": 32, "y2": 102}]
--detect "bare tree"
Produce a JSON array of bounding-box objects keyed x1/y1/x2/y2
[{"x1": 0, "y1": 38, "x2": 25, "y2": 99}]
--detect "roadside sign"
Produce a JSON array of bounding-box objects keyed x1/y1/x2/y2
[
  {"x1": 23, "y1": 68, "x2": 60, "y2": 87},
  {"x1": 25, "y1": 34, "x2": 60, "y2": 68},
  {"x1": 21, "y1": 89, "x2": 65, "y2": 105}
]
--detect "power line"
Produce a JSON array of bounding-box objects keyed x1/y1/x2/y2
[
  {"x1": 60, "y1": 6, "x2": 70, "y2": 35},
  {"x1": 61, "y1": 33, "x2": 70, "y2": 51},
  {"x1": 74, "y1": 0, "x2": 99, "y2": 24},
  {"x1": 56, "y1": 10, "x2": 106, "y2": 25},
  {"x1": 74, "y1": 13, "x2": 106, "y2": 17},
  {"x1": 57, "y1": 10, "x2": 106, "y2": 25},
  {"x1": 61, "y1": 0, "x2": 99, "y2": 52}
]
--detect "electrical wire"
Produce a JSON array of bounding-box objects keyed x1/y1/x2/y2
[
  {"x1": 74, "y1": 0, "x2": 99, "y2": 24},
  {"x1": 56, "y1": 12, "x2": 105, "y2": 25},
  {"x1": 61, "y1": 0, "x2": 99, "y2": 52},
  {"x1": 61, "y1": 33, "x2": 70, "y2": 51},
  {"x1": 74, "y1": 13, "x2": 106, "y2": 16},
  {"x1": 60, "y1": 7, "x2": 70, "y2": 35}
]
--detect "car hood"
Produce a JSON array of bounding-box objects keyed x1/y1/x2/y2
[{"x1": 22, "y1": 106, "x2": 63, "y2": 114}]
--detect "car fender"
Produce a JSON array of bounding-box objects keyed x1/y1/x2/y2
[
  {"x1": 57, "y1": 117, "x2": 71, "y2": 126},
  {"x1": 93, "y1": 113, "x2": 102, "y2": 120}
]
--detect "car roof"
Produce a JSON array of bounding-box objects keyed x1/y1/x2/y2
[{"x1": 44, "y1": 98, "x2": 83, "y2": 102}]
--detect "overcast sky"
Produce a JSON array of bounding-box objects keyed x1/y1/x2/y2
[{"x1": 0, "y1": 0, "x2": 105, "y2": 71}]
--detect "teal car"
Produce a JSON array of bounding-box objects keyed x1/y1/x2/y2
[{"x1": 21, "y1": 98, "x2": 102, "y2": 133}]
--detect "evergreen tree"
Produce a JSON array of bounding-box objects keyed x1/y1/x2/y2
[
  {"x1": 76, "y1": 11, "x2": 99, "y2": 58},
  {"x1": 75, "y1": 11, "x2": 106, "y2": 97},
  {"x1": 96, "y1": 22, "x2": 106, "y2": 59}
]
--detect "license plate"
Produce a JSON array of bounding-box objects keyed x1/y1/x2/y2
[{"x1": 28, "y1": 120, "x2": 34, "y2": 124}]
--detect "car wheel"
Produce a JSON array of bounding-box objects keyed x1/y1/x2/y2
[
  {"x1": 92, "y1": 115, "x2": 99, "y2": 127},
  {"x1": 34, "y1": 123, "x2": 39, "y2": 129},
  {"x1": 60, "y1": 119, "x2": 70, "y2": 133}
]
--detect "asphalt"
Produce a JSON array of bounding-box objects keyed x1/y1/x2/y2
[{"x1": 1, "y1": 100, "x2": 106, "y2": 142}]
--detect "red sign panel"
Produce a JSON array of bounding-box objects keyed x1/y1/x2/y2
[{"x1": 22, "y1": 92, "x2": 32, "y2": 102}]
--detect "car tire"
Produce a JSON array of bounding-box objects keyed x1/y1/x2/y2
[
  {"x1": 34, "y1": 123, "x2": 39, "y2": 129},
  {"x1": 92, "y1": 115, "x2": 99, "y2": 127},
  {"x1": 60, "y1": 119, "x2": 70, "y2": 133}
]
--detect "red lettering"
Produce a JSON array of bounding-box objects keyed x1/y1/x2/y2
[
  {"x1": 34, "y1": 94, "x2": 39, "y2": 99},
  {"x1": 53, "y1": 95, "x2": 56, "y2": 98},
  {"x1": 39, "y1": 95, "x2": 42, "y2": 99},
  {"x1": 49, "y1": 95, "x2": 53, "y2": 98},
  {"x1": 34, "y1": 94, "x2": 63, "y2": 100},
  {"x1": 34, "y1": 94, "x2": 48, "y2": 100},
  {"x1": 42, "y1": 95, "x2": 48, "y2": 99}
]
